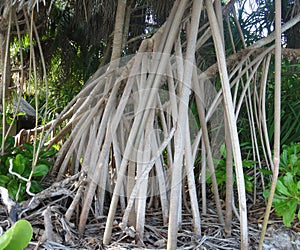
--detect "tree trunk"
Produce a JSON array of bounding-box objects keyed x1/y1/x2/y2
[
  {"x1": 0, "y1": 10, "x2": 12, "y2": 153},
  {"x1": 258, "y1": 0, "x2": 282, "y2": 248},
  {"x1": 110, "y1": 0, "x2": 127, "y2": 66},
  {"x1": 205, "y1": 0, "x2": 248, "y2": 248}
]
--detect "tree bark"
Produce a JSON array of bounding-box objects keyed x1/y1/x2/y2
[
  {"x1": 167, "y1": 0, "x2": 202, "y2": 249},
  {"x1": 205, "y1": 0, "x2": 248, "y2": 248},
  {"x1": 110, "y1": 0, "x2": 127, "y2": 66},
  {"x1": 1, "y1": 10, "x2": 11, "y2": 153},
  {"x1": 258, "y1": 0, "x2": 282, "y2": 248}
]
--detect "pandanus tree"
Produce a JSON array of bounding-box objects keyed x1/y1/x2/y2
[{"x1": 1, "y1": 0, "x2": 300, "y2": 249}]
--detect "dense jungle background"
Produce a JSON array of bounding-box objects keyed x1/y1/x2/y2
[{"x1": 0, "y1": 0, "x2": 300, "y2": 249}]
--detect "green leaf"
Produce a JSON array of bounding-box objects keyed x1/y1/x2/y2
[
  {"x1": 39, "y1": 148, "x2": 57, "y2": 158},
  {"x1": 13, "y1": 154, "x2": 27, "y2": 175},
  {"x1": 215, "y1": 168, "x2": 226, "y2": 185},
  {"x1": 5, "y1": 116, "x2": 14, "y2": 125},
  {"x1": 30, "y1": 180, "x2": 43, "y2": 193},
  {"x1": 244, "y1": 174, "x2": 254, "y2": 192},
  {"x1": 274, "y1": 200, "x2": 289, "y2": 216},
  {"x1": 220, "y1": 144, "x2": 226, "y2": 158},
  {"x1": 258, "y1": 168, "x2": 272, "y2": 176},
  {"x1": 213, "y1": 158, "x2": 224, "y2": 167},
  {"x1": 276, "y1": 179, "x2": 291, "y2": 197},
  {"x1": 296, "y1": 164, "x2": 300, "y2": 176},
  {"x1": 22, "y1": 143, "x2": 33, "y2": 155},
  {"x1": 7, "y1": 180, "x2": 20, "y2": 201},
  {"x1": 273, "y1": 193, "x2": 288, "y2": 204},
  {"x1": 281, "y1": 149, "x2": 288, "y2": 167},
  {"x1": 33, "y1": 164, "x2": 49, "y2": 177},
  {"x1": 282, "y1": 199, "x2": 297, "y2": 227},
  {"x1": 263, "y1": 189, "x2": 270, "y2": 199},
  {"x1": 289, "y1": 154, "x2": 298, "y2": 167},
  {"x1": 0, "y1": 224, "x2": 12, "y2": 249},
  {"x1": 283, "y1": 173, "x2": 297, "y2": 195},
  {"x1": 16, "y1": 111, "x2": 26, "y2": 116},
  {"x1": 0, "y1": 220, "x2": 33, "y2": 250},
  {"x1": 1, "y1": 136, "x2": 15, "y2": 151},
  {"x1": 242, "y1": 160, "x2": 255, "y2": 168},
  {"x1": 0, "y1": 175, "x2": 10, "y2": 186}
]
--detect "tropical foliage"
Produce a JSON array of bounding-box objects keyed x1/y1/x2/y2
[
  {"x1": 0, "y1": 219, "x2": 33, "y2": 250},
  {"x1": 0, "y1": 135, "x2": 56, "y2": 201},
  {"x1": 264, "y1": 142, "x2": 300, "y2": 227}
]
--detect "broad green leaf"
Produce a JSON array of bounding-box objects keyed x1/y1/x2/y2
[
  {"x1": 282, "y1": 199, "x2": 297, "y2": 227},
  {"x1": 283, "y1": 173, "x2": 297, "y2": 195},
  {"x1": 7, "y1": 180, "x2": 20, "y2": 201},
  {"x1": 276, "y1": 179, "x2": 291, "y2": 197},
  {"x1": 30, "y1": 180, "x2": 43, "y2": 193},
  {"x1": 0, "y1": 175, "x2": 10, "y2": 186},
  {"x1": 272, "y1": 193, "x2": 288, "y2": 204},
  {"x1": 290, "y1": 154, "x2": 298, "y2": 167},
  {"x1": 245, "y1": 180, "x2": 253, "y2": 192},
  {"x1": 13, "y1": 154, "x2": 27, "y2": 175},
  {"x1": 286, "y1": 199, "x2": 298, "y2": 210},
  {"x1": 33, "y1": 164, "x2": 49, "y2": 177},
  {"x1": 274, "y1": 200, "x2": 289, "y2": 216},
  {"x1": 1, "y1": 220, "x2": 33, "y2": 250},
  {"x1": 0, "y1": 224, "x2": 13, "y2": 249},
  {"x1": 263, "y1": 190, "x2": 270, "y2": 199},
  {"x1": 39, "y1": 148, "x2": 57, "y2": 158},
  {"x1": 21, "y1": 165, "x2": 32, "y2": 178},
  {"x1": 244, "y1": 174, "x2": 254, "y2": 192}
]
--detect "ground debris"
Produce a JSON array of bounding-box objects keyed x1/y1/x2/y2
[{"x1": 0, "y1": 178, "x2": 299, "y2": 249}]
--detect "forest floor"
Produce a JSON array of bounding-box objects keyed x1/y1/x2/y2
[
  {"x1": 1, "y1": 179, "x2": 299, "y2": 249},
  {"x1": 21, "y1": 205, "x2": 300, "y2": 249}
]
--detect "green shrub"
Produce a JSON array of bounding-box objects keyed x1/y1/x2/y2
[
  {"x1": 0, "y1": 135, "x2": 56, "y2": 201},
  {"x1": 264, "y1": 142, "x2": 300, "y2": 227},
  {"x1": 206, "y1": 144, "x2": 256, "y2": 193}
]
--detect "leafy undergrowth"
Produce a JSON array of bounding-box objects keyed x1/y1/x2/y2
[
  {"x1": 264, "y1": 142, "x2": 300, "y2": 227},
  {"x1": 0, "y1": 135, "x2": 56, "y2": 201}
]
